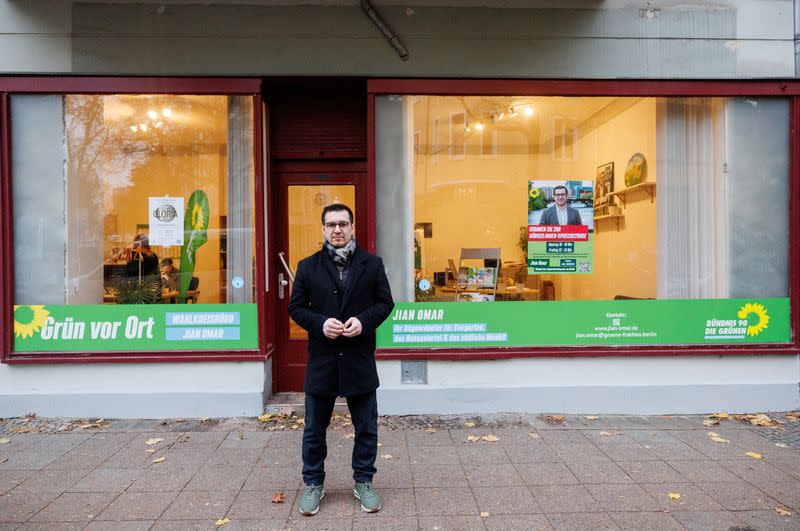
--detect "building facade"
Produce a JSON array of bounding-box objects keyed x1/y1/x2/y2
[{"x1": 1, "y1": 0, "x2": 799, "y2": 417}]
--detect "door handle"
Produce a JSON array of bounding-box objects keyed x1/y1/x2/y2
[
  {"x1": 278, "y1": 272, "x2": 289, "y2": 299},
  {"x1": 278, "y1": 251, "x2": 296, "y2": 282}
]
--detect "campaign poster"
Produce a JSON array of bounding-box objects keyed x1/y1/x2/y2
[
  {"x1": 149, "y1": 197, "x2": 184, "y2": 246},
  {"x1": 527, "y1": 180, "x2": 594, "y2": 274}
]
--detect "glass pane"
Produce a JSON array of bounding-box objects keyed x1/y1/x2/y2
[{"x1": 287, "y1": 185, "x2": 355, "y2": 339}]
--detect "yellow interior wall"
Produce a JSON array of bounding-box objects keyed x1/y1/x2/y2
[
  {"x1": 108, "y1": 150, "x2": 226, "y2": 303},
  {"x1": 413, "y1": 96, "x2": 657, "y2": 301}
]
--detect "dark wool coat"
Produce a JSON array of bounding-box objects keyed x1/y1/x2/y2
[{"x1": 288, "y1": 245, "x2": 394, "y2": 396}]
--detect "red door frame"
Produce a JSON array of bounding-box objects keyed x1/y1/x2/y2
[
  {"x1": 0, "y1": 76, "x2": 269, "y2": 364},
  {"x1": 269, "y1": 162, "x2": 368, "y2": 392},
  {"x1": 367, "y1": 78, "x2": 800, "y2": 361}
]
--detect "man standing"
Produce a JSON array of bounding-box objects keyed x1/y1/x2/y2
[
  {"x1": 288, "y1": 203, "x2": 394, "y2": 516},
  {"x1": 538, "y1": 185, "x2": 583, "y2": 226}
]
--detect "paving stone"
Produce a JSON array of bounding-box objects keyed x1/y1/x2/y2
[
  {"x1": 597, "y1": 443, "x2": 661, "y2": 462},
  {"x1": 695, "y1": 481, "x2": 779, "y2": 511},
  {"x1": 584, "y1": 484, "x2": 660, "y2": 512},
  {"x1": 566, "y1": 461, "x2": 633, "y2": 484},
  {"x1": 537, "y1": 430, "x2": 591, "y2": 444},
  {"x1": 414, "y1": 487, "x2": 479, "y2": 516},
  {"x1": 670, "y1": 510, "x2": 744, "y2": 531},
  {"x1": 312, "y1": 466, "x2": 356, "y2": 490},
  {"x1": 472, "y1": 486, "x2": 541, "y2": 514},
  {"x1": 544, "y1": 512, "x2": 618, "y2": 530},
  {"x1": 616, "y1": 461, "x2": 684, "y2": 483},
  {"x1": 205, "y1": 448, "x2": 263, "y2": 467},
  {"x1": 15, "y1": 523, "x2": 86, "y2": 530},
  {"x1": 410, "y1": 446, "x2": 461, "y2": 466},
  {"x1": 126, "y1": 463, "x2": 199, "y2": 492},
  {"x1": 98, "y1": 433, "x2": 180, "y2": 469},
  {"x1": 717, "y1": 458, "x2": 795, "y2": 484},
  {"x1": 281, "y1": 516, "x2": 353, "y2": 530},
  {"x1": 736, "y1": 509, "x2": 800, "y2": 531},
  {"x1": 352, "y1": 487, "x2": 415, "y2": 517},
  {"x1": 0, "y1": 470, "x2": 34, "y2": 495},
  {"x1": 515, "y1": 462, "x2": 580, "y2": 486},
  {"x1": 242, "y1": 465, "x2": 302, "y2": 491},
  {"x1": 161, "y1": 490, "x2": 237, "y2": 520},
  {"x1": 264, "y1": 431, "x2": 302, "y2": 448},
  {"x1": 184, "y1": 464, "x2": 250, "y2": 491},
  {"x1": 226, "y1": 489, "x2": 297, "y2": 520},
  {"x1": 412, "y1": 463, "x2": 468, "y2": 488},
  {"x1": 758, "y1": 479, "x2": 800, "y2": 511},
  {"x1": 0, "y1": 434, "x2": 92, "y2": 470},
  {"x1": 503, "y1": 443, "x2": 561, "y2": 464},
  {"x1": 0, "y1": 491, "x2": 59, "y2": 522},
  {"x1": 211, "y1": 519, "x2": 286, "y2": 531},
  {"x1": 580, "y1": 430, "x2": 636, "y2": 445},
  {"x1": 624, "y1": 430, "x2": 681, "y2": 444},
  {"x1": 85, "y1": 522, "x2": 155, "y2": 531},
  {"x1": 482, "y1": 513, "x2": 552, "y2": 530},
  {"x1": 14, "y1": 468, "x2": 90, "y2": 493},
  {"x1": 96, "y1": 491, "x2": 179, "y2": 520},
  {"x1": 44, "y1": 433, "x2": 138, "y2": 470},
  {"x1": 67, "y1": 468, "x2": 143, "y2": 493},
  {"x1": 547, "y1": 443, "x2": 610, "y2": 462},
  {"x1": 30, "y1": 492, "x2": 119, "y2": 522},
  {"x1": 665, "y1": 459, "x2": 741, "y2": 483},
  {"x1": 640, "y1": 441, "x2": 708, "y2": 461},
  {"x1": 456, "y1": 444, "x2": 511, "y2": 466},
  {"x1": 639, "y1": 483, "x2": 724, "y2": 511},
  {"x1": 418, "y1": 515, "x2": 487, "y2": 530},
  {"x1": 531, "y1": 485, "x2": 600, "y2": 513},
  {"x1": 405, "y1": 429, "x2": 456, "y2": 446},
  {"x1": 150, "y1": 520, "x2": 216, "y2": 530},
  {"x1": 220, "y1": 431, "x2": 271, "y2": 449},
  {"x1": 464, "y1": 464, "x2": 524, "y2": 487},
  {"x1": 373, "y1": 461, "x2": 413, "y2": 489},
  {"x1": 259, "y1": 446, "x2": 302, "y2": 467},
  {"x1": 607, "y1": 511, "x2": 685, "y2": 530}
]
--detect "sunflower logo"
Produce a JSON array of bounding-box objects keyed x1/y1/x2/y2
[
  {"x1": 191, "y1": 203, "x2": 205, "y2": 230},
  {"x1": 13, "y1": 305, "x2": 50, "y2": 339},
  {"x1": 529, "y1": 188, "x2": 541, "y2": 199},
  {"x1": 738, "y1": 303, "x2": 769, "y2": 337}
]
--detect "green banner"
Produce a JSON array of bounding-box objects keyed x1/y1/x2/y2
[
  {"x1": 13, "y1": 304, "x2": 258, "y2": 352},
  {"x1": 377, "y1": 298, "x2": 790, "y2": 348}
]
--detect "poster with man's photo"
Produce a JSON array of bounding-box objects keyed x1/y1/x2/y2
[{"x1": 527, "y1": 180, "x2": 594, "y2": 274}]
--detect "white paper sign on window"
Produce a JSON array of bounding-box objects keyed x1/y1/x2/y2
[{"x1": 149, "y1": 197, "x2": 184, "y2": 246}]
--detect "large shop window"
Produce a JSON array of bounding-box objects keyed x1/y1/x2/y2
[
  {"x1": 375, "y1": 95, "x2": 791, "y2": 349},
  {"x1": 11, "y1": 94, "x2": 257, "y2": 353}
]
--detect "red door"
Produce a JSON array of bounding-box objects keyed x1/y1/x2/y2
[{"x1": 272, "y1": 169, "x2": 367, "y2": 391}]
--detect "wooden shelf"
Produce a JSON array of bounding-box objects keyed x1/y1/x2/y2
[
  {"x1": 608, "y1": 181, "x2": 656, "y2": 207},
  {"x1": 594, "y1": 214, "x2": 623, "y2": 231}
]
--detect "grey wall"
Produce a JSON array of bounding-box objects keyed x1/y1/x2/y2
[{"x1": 0, "y1": 0, "x2": 796, "y2": 77}]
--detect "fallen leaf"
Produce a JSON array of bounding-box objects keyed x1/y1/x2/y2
[
  {"x1": 464, "y1": 421, "x2": 476, "y2": 428},
  {"x1": 481, "y1": 434, "x2": 500, "y2": 442},
  {"x1": 297, "y1": 418, "x2": 305, "y2": 425},
  {"x1": 598, "y1": 431, "x2": 613, "y2": 436},
  {"x1": 668, "y1": 493, "x2": 681, "y2": 500},
  {"x1": 706, "y1": 412, "x2": 730, "y2": 420},
  {"x1": 9, "y1": 427, "x2": 31, "y2": 434},
  {"x1": 465, "y1": 435, "x2": 480, "y2": 443},
  {"x1": 707, "y1": 432, "x2": 720, "y2": 438},
  {"x1": 745, "y1": 451, "x2": 764, "y2": 459},
  {"x1": 775, "y1": 443, "x2": 788, "y2": 448},
  {"x1": 377, "y1": 442, "x2": 383, "y2": 447},
  {"x1": 145, "y1": 438, "x2": 164, "y2": 446},
  {"x1": 291, "y1": 425, "x2": 299, "y2": 430},
  {"x1": 271, "y1": 492, "x2": 285, "y2": 504},
  {"x1": 174, "y1": 418, "x2": 185, "y2": 423},
  {"x1": 257, "y1": 414, "x2": 273, "y2": 422},
  {"x1": 703, "y1": 419, "x2": 720, "y2": 427},
  {"x1": 480, "y1": 511, "x2": 490, "y2": 517},
  {"x1": 528, "y1": 433, "x2": 541, "y2": 439},
  {"x1": 145, "y1": 449, "x2": 157, "y2": 454},
  {"x1": 0, "y1": 437, "x2": 10, "y2": 444},
  {"x1": 199, "y1": 416, "x2": 211, "y2": 423},
  {"x1": 345, "y1": 433, "x2": 355, "y2": 439},
  {"x1": 710, "y1": 436, "x2": 730, "y2": 444},
  {"x1": 662, "y1": 416, "x2": 673, "y2": 420},
  {"x1": 786, "y1": 411, "x2": 799, "y2": 422},
  {"x1": 0, "y1": 458, "x2": 7, "y2": 463},
  {"x1": 380, "y1": 454, "x2": 393, "y2": 459},
  {"x1": 584, "y1": 416, "x2": 599, "y2": 420},
  {"x1": 342, "y1": 422, "x2": 352, "y2": 428},
  {"x1": 543, "y1": 415, "x2": 566, "y2": 425},
  {"x1": 424, "y1": 428, "x2": 437, "y2": 434},
  {"x1": 735, "y1": 414, "x2": 784, "y2": 428},
  {"x1": 152, "y1": 457, "x2": 166, "y2": 464},
  {"x1": 776, "y1": 506, "x2": 793, "y2": 516},
  {"x1": 214, "y1": 517, "x2": 230, "y2": 527}
]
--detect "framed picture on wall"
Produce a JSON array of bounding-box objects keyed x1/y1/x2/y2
[{"x1": 594, "y1": 162, "x2": 614, "y2": 216}]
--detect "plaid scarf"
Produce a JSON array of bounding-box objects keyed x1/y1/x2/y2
[{"x1": 323, "y1": 239, "x2": 356, "y2": 269}]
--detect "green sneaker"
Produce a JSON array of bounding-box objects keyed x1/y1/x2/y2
[
  {"x1": 353, "y1": 481, "x2": 381, "y2": 513},
  {"x1": 299, "y1": 484, "x2": 324, "y2": 516}
]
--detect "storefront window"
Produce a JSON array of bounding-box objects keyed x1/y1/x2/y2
[
  {"x1": 11, "y1": 94, "x2": 257, "y2": 352},
  {"x1": 376, "y1": 95, "x2": 791, "y2": 348}
]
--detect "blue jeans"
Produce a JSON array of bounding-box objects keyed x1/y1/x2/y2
[{"x1": 302, "y1": 390, "x2": 378, "y2": 486}]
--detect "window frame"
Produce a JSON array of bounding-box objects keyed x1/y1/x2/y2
[
  {"x1": 367, "y1": 78, "x2": 800, "y2": 360},
  {"x1": 0, "y1": 76, "x2": 268, "y2": 364}
]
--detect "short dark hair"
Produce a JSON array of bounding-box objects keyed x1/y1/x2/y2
[
  {"x1": 553, "y1": 185, "x2": 568, "y2": 196},
  {"x1": 133, "y1": 233, "x2": 151, "y2": 249},
  {"x1": 160, "y1": 258, "x2": 173, "y2": 267},
  {"x1": 321, "y1": 203, "x2": 354, "y2": 225}
]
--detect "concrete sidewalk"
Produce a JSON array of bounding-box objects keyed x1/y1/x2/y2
[{"x1": 0, "y1": 412, "x2": 799, "y2": 530}]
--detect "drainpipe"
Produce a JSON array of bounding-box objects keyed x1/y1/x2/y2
[{"x1": 360, "y1": 0, "x2": 409, "y2": 61}]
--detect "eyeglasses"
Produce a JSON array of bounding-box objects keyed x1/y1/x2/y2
[
  {"x1": 553, "y1": 193, "x2": 568, "y2": 197},
  {"x1": 323, "y1": 221, "x2": 351, "y2": 230}
]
